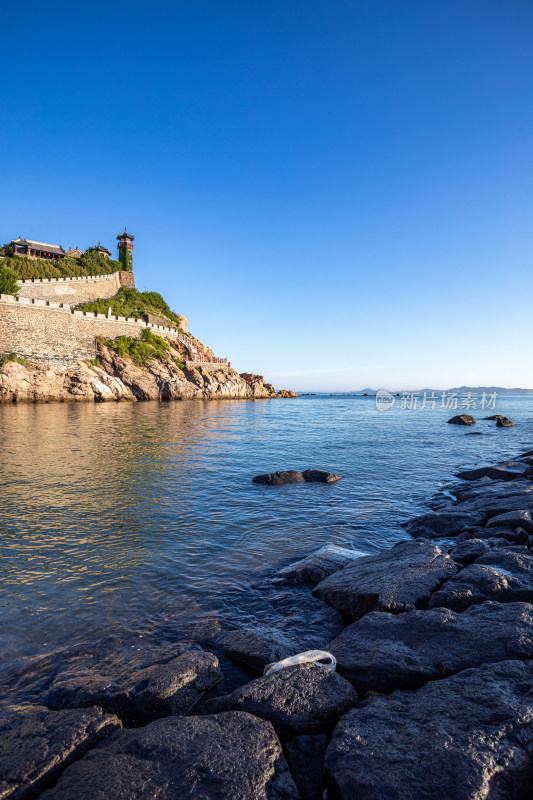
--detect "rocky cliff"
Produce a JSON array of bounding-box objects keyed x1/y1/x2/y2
[{"x1": 0, "y1": 343, "x2": 296, "y2": 403}]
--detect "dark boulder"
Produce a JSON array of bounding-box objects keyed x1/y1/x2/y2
[
  {"x1": 0, "y1": 705, "x2": 121, "y2": 800},
  {"x1": 497, "y1": 417, "x2": 515, "y2": 427},
  {"x1": 449, "y1": 536, "x2": 513, "y2": 565},
  {"x1": 44, "y1": 649, "x2": 222, "y2": 725},
  {"x1": 301, "y1": 469, "x2": 342, "y2": 483},
  {"x1": 455, "y1": 461, "x2": 530, "y2": 481},
  {"x1": 483, "y1": 414, "x2": 505, "y2": 420},
  {"x1": 253, "y1": 471, "x2": 306, "y2": 485},
  {"x1": 272, "y1": 545, "x2": 364, "y2": 586},
  {"x1": 329, "y1": 602, "x2": 533, "y2": 693},
  {"x1": 253, "y1": 470, "x2": 342, "y2": 485},
  {"x1": 208, "y1": 662, "x2": 357, "y2": 740},
  {"x1": 40, "y1": 712, "x2": 298, "y2": 800},
  {"x1": 312, "y1": 540, "x2": 458, "y2": 621},
  {"x1": 486, "y1": 509, "x2": 533, "y2": 534},
  {"x1": 403, "y1": 509, "x2": 487, "y2": 538},
  {"x1": 284, "y1": 734, "x2": 327, "y2": 800},
  {"x1": 429, "y1": 547, "x2": 533, "y2": 611},
  {"x1": 447, "y1": 414, "x2": 475, "y2": 425},
  {"x1": 324, "y1": 660, "x2": 533, "y2": 800},
  {"x1": 215, "y1": 626, "x2": 300, "y2": 673}
]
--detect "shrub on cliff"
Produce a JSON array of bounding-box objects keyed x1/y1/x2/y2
[
  {"x1": 0, "y1": 251, "x2": 120, "y2": 280},
  {"x1": 103, "y1": 328, "x2": 170, "y2": 366},
  {"x1": 0, "y1": 263, "x2": 19, "y2": 295}
]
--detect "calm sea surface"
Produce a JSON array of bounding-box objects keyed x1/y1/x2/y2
[{"x1": 1, "y1": 395, "x2": 533, "y2": 682}]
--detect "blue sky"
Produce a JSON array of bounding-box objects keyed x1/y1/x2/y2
[{"x1": 2, "y1": 0, "x2": 532, "y2": 391}]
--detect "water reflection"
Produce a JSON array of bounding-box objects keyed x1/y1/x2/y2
[{"x1": 0, "y1": 396, "x2": 532, "y2": 674}]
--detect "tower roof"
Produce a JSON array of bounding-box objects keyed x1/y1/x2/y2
[{"x1": 117, "y1": 228, "x2": 134, "y2": 241}]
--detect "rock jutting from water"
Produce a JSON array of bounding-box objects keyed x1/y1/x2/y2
[
  {"x1": 252, "y1": 470, "x2": 343, "y2": 485},
  {"x1": 3, "y1": 447, "x2": 533, "y2": 798}
]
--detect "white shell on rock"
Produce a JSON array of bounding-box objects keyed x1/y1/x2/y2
[{"x1": 263, "y1": 649, "x2": 336, "y2": 676}]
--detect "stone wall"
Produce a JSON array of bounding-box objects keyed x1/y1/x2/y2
[
  {"x1": 0, "y1": 295, "x2": 182, "y2": 369},
  {"x1": 16, "y1": 271, "x2": 134, "y2": 306}
]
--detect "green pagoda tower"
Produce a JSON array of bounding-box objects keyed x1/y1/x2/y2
[{"x1": 117, "y1": 228, "x2": 134, "y2": 271}]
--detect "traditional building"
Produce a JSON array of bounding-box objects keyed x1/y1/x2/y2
[
  {"x1": 65, "y1": 247, "x2": 83, "y2": 258},
  {"x1": 117, "y1": 228, "x2": 134, "y2": 271},
  {"x1": 11, "y1": 237, "x2": 66, "y2": 260},
  {"x1": 87, "y1": 242, "x2": 112, "y2": 259}
]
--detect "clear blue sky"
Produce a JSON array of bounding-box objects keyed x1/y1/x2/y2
[{"x1": 2, "y1": 1, "x2": 532, "y2": 391}]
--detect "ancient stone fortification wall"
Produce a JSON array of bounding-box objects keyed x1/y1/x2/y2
[
  {"x1": 16, "y1": 271, "x2": 134, "y2": 306},
  {"x1": 0, "y1": 295, "x2": 181, "y2": 369}
]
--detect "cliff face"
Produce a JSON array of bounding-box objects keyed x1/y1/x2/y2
[{"x1": 0, "y1": 344, "x2": 295, "y2": 404}]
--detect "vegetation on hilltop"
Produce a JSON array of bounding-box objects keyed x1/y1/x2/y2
[
  {"x1": 0, "y1": 245, "x2": 124, "y2": 280},
  {"x1": 76, "y1": 287, "x2": 184, "y2": 328}
]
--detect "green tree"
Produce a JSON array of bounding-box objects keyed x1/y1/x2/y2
[{"x1": 0, "y1": 263, "x2": 19, "y2": 295}]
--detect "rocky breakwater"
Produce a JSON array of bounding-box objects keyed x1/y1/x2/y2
[
  {"x1": 0, "y1": 343, "x2": 296, "y2": 403},
  {"x1": 3, "y1": 450, "x2": 533, "y2": 798}
]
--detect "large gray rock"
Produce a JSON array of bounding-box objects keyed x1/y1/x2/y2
[
  {"x1": 486, "y1": 509, "x2": 533, "y2": 534},
  {"x1": 404, "y1": 509, "x2": 487, "y2": 538},
  {"x1": 325, "y1": 660, "x2": 533, "y2": 800},
  {"x1": 429, "y1": 548, "x2": 533, "y2": 611},
  {"x1": 449, "y1": 537, "x2": 515, "y2": 565},
  {"x1": 456, "y1": 461, "x2": 529, "y2": 481},
  {"x1": 312, "y1": 540, "x2": 458, "y2": 621},
  {"x1": 215, "y1": 626, "x2": 300, "y2": 673},
  {"x1": 44, "y1": 650, "x2": 222, "y2": 724},
  {"x1": 329, "y1": 602, "x2": 533, "y2": 692},
  {"x1": 272, "y1": 545, "x2": 365, "y2": 587},
  {"x1": 210, "y1": 663, "x2": 357, "y2": 739},
  {"x1": 40, "y1": 712, "x2": 298, "y2": 800},
  {"x1": 0, "y1": 705, "x2": 121, "y2": 800}
]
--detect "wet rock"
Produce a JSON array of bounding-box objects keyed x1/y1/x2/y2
[
  {"x1": 252, "y1": 470, "x2": 342, "y2": 485},
  {"x1": 253, "y1": 471, "x2": 306, "y2": 485},
  {"x1": 208, "y1": 663, "x2": 357, "y2": 740},
  {"x1": 325, "y1": 660, "x2": 533, "y2": 800},
  {"x1": 0, "y1": 705, "x2": 121, "y2": 800},
  {"x1": 464, "y1": 525, "x2": 532, "y2": 545},
  {"x1": 486, "y1": 509, "x2": 533, "y2": 534},
  {"x1": 329, "y1": 602, "x2": 533, "y2": 693},
  {"x1": 272, "y1": 545, "x2": 365, "y2": 586},
  {"x1": 40, "y1": 712, "x2": 298, "y2": 800},
  {"x1": 301, "y1": 469, "x2": 342, "y2": 483},
  {"x1": 312, "y1": 540, "x2": 458, "y2": 621},
  {"x1": 455, "y1": 461, "x2": 530, "y2": 481},
  {"x1": 447, "y1": 414, "x2": 475, "y2": 425},
  {"x1": 403, "y1": 509, "x2": 487, "y2": 538},
  {"x1": 483, "y1": 414, "x2": 505, "y2": 420},
  {"x1": 44, "y1": 649, "x2": 222, "y2": 724},
  {"x1": 215, "y1": 627, "x2": 299, "y2": 673},
  {"x1": 284, "y1": 734, "x2": 327, "y2": 800},
  {"x1": 452, "y1": 477, "x2": 533, "y2": 504},
  {"x1": 429, "y1": 547, "x2": 533, "y2": 611},
  {"x1": 449, "y1": 537, "x2": 512, "y2": 565},
  {"x1": 497, "y1": 417, "x2": 515, "y2": 427}
]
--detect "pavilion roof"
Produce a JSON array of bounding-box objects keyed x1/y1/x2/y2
[{"x1": 11, "y1": 238, "x2": 65, "y2": 255}]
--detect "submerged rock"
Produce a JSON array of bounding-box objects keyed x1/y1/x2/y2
[
  {"x1": 44, "y1": 649, "x2": 222, "y2": 724},
  {"x1": 312, "y1": 540, "x2": 458, "y2": 621},
  {"x1": 208, "y1": 663, "x2": 357, "y2": 739},
  {"x1": 252, "y1": 470, "x2": 342, "y2": 485},
  {"x1": 272, "y1": 545, "x2": 365, "y2": 586},
  {"x1": 329, "y1": 602, "x2": 533, "y2": 692},
  {"x1": 40, "y1": 712, "x2": 298, "y2": 800},
  {"x1": 447, "y1": 414, "x2": 476, "y2": 425},
  {"x1": 324, "y1": 660, "x2": 533, "y2": 800},
  {"x1": 0, "y1": 705, "x2": 121, "y2": 800},
  {"x1": 429, "y1": 547, "x2": 533, "y2": 611}
]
